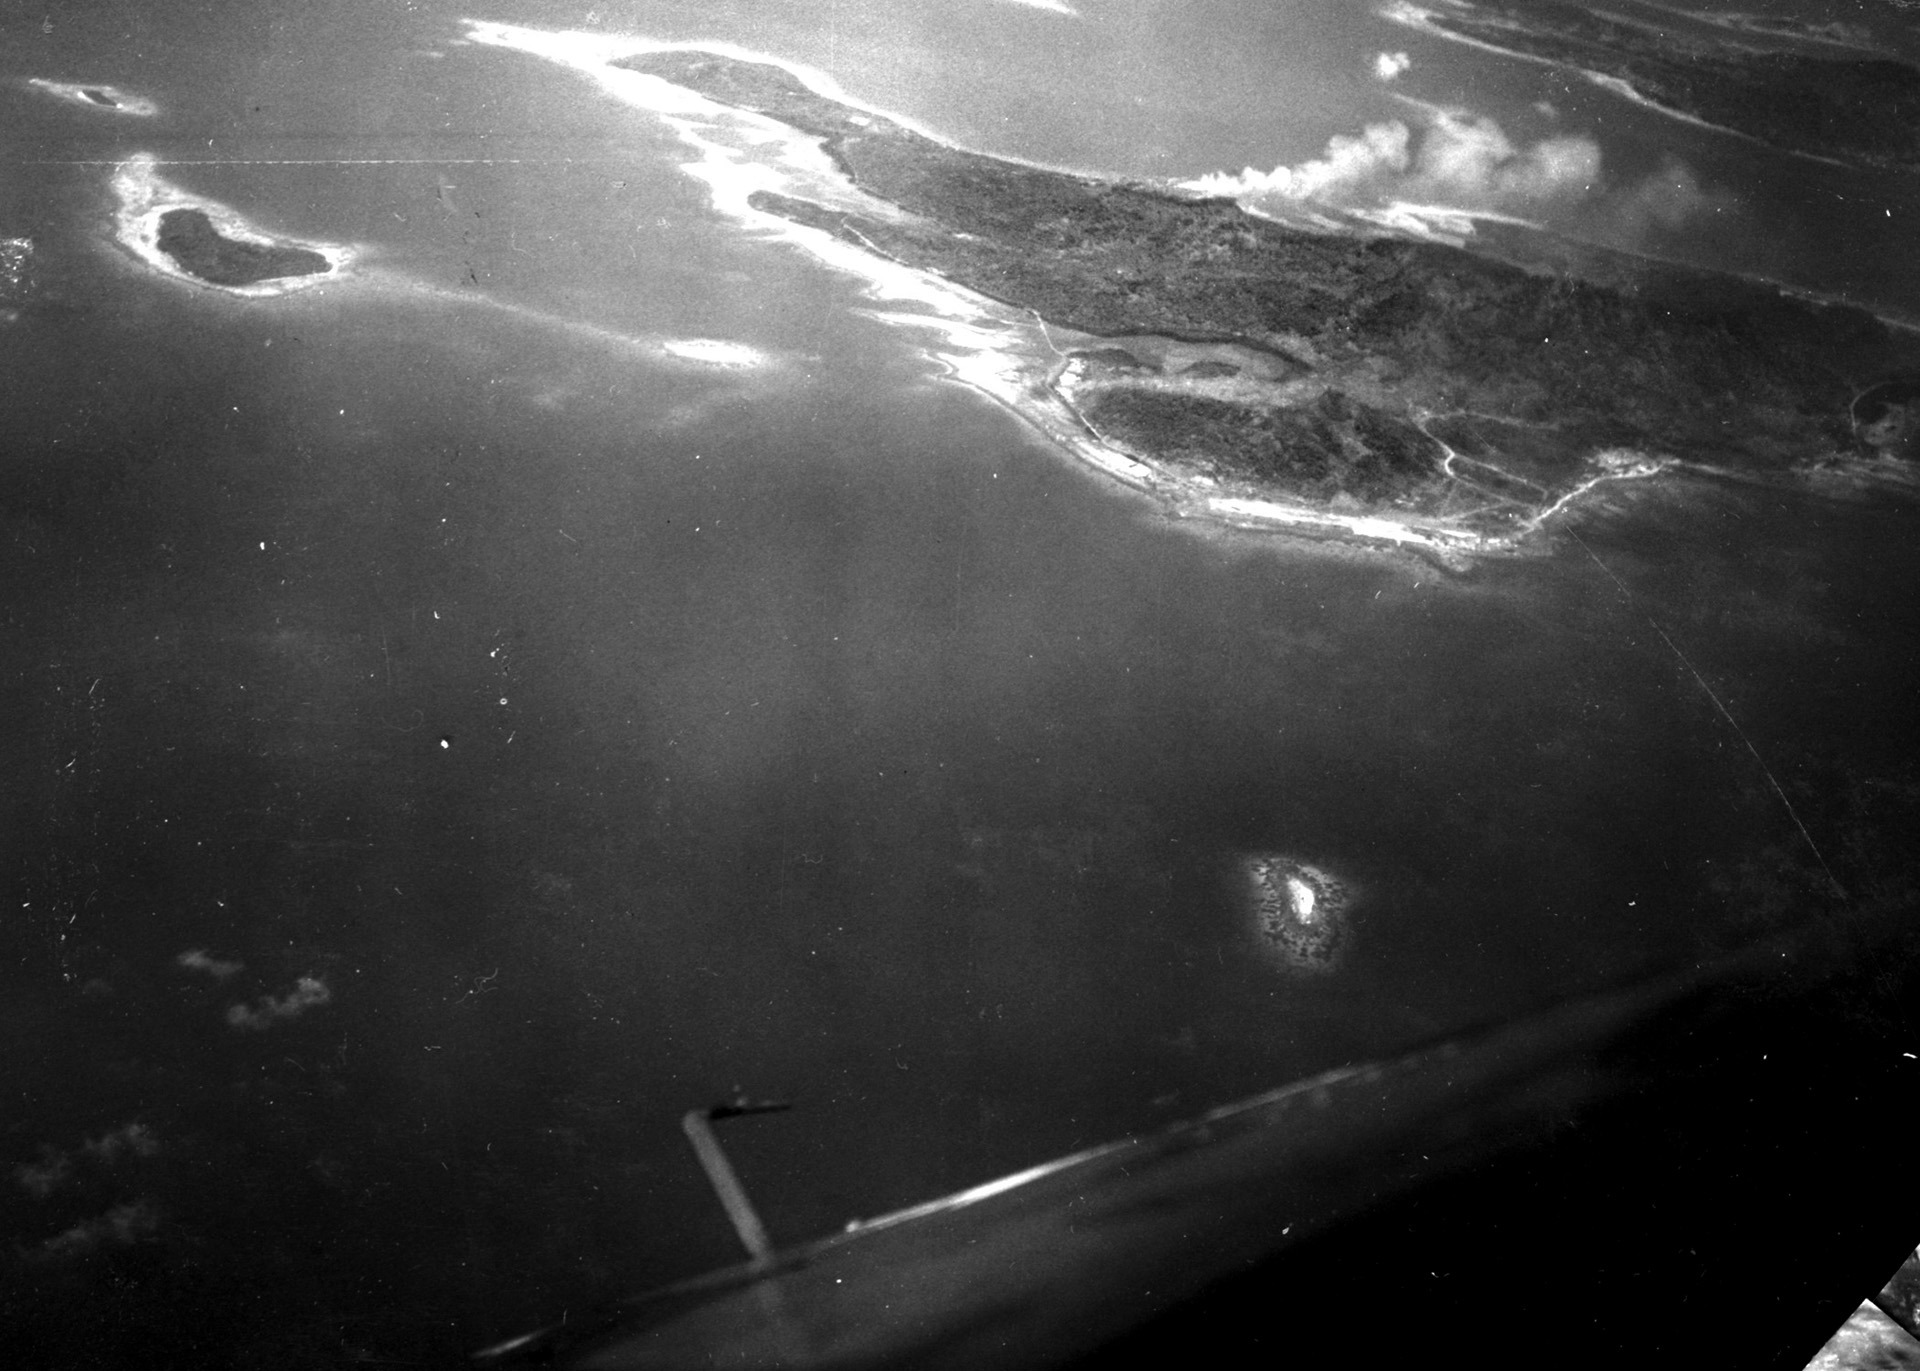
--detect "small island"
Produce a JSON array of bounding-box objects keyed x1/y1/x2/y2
[
  {"x1": 1244, "y1": 855, "x2": 1349, "y2": 972},
  {"x1": 155, "y1": 208, "x2": 331, "y2": 287},
  {"x1": 610, "y1": 49, "x2": 1919, "y2": 555},
  {"x1": 1853, "y1": 380, "x2": 1920, "y2": 461},
  {"x1": 111, "y1": 154, "x2": 351, "y2": 297},
  {"x1": 25, "y1": 78, "x2": 157, "y2": 117}
]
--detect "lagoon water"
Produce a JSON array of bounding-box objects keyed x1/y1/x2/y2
[{"x1": 4, "y1": 1, "x2": 1918, "y2": 1362}]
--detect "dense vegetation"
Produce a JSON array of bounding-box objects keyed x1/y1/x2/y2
[
  {"x1": 155, "y1": 210, "x2": 329, "y2": 287},
  {"x1": 1081, "y1": 387, "x2": 1448, "y2": 511}
]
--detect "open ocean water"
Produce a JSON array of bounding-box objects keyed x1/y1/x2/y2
[{"x1": 4, "y1": 1, "x2": 1918, "y2": 1364}]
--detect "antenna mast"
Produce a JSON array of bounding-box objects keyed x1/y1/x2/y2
[{"x1": 681, "y1": 1096, "x2": 791, "y2": 1267}]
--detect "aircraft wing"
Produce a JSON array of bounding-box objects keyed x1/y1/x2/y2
[{"x1": 478, "y1": 906, "x2": 1918, "y2": 1369}]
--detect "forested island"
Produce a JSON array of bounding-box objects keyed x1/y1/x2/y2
[
  {"x1": 617, "y1": 49, "x2": 1920, "y2": 549},
  {"x1": 155, "y1": 208, "x2": 331, "y2": 287}
]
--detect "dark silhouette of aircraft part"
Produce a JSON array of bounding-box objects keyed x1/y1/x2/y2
[
  {"x1": 681, "y1": 1098, "x2": 792, "y2": 1268},
  {"x1": 475, "y1": 906, "x2": 1918, "y2": 1369}
]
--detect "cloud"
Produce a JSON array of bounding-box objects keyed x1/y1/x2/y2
[
  {"x1": 1375, "y1": 51, "x2": 1412, "y2": 81},
  {"x1": 989, "y1": 0, "x2": 1079, "y2": 12},
  {"x1": 1594, "y1": 155, "x2": 1732, "y2": 237},
  {"x1": 1185, "y1": 113, "x2": 1597, "y2": 216},
  {"x1": 15, "y1": 1149, "x2": 72, "y2": 1199},
  {"x1": 1421, "y1": 114, "x2": 1601, "y2": 203},
  {"x1": 15, "y1": 1123, "x2": 159, "y2": 1199},
  {"x1": 1181, "y1": 108, "x2": 1724, "y2": 244},
  {"x1": 28, "y1": 1200, "x2": 161, "y2": 1263},
  {"x1": 84, "y1": 1123, "x2": 160, "y2": 1163},
  {"x1": 177, "y1": 948, "x2": 243, "y2": 980},
  {"x1": 227, "y1": 975, "x2": 331, "y2": 1030},
  {"x1": 1183, "y1": 122, "x2": 1407, "y2": 204}
]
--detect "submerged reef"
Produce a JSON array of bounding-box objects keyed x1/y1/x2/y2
[{"x1": 1244, "y1": 856, "x2": 1349, "y2": 972}]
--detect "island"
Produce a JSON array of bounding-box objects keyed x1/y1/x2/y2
[
  {"x1": 1853, "y1": 380, "x2": 1920, "y2": 461},
  {"x1": 1389, "y1": 0, "x2": 1920, "y2": 173},
  {"x1": 25, "y1": 78, "x2": 157, "y2": 117},
  {"x1": 154, "y1": 208, "x2": 332, "y2": 287},
  {"x1": 1244, "y1": 855, "x2": 1349, "y2": 972},
  {"x1": 611, "y1": 49, "x2": 1919, "y2": 555},
  {"x1": 110, "y1": 154, "x2": 352, "y2": 297}
]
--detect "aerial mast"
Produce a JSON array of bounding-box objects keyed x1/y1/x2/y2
[{"x1": 680, "y1": 1096, "x2": 791, "y2": 1267}]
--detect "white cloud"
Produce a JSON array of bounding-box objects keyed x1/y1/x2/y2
[
  {"x1": 16, "y1": 1123, "x2": 160, "y2": 1200},
  {"x1": 1424, "y1": 114, "x2": 1599, "y2": 203},
  {"x1": 84, "y1": 1123, "x2": 160, "y2": 1163},
  {"x1": 1595, "y1": 156, "x2": 1732, "y2": 237},
  {"x1": 15, "y1": 1148, "x2": 71, "y2": 1198},
  {"x1": 227, "y1": 975, "x2": 331, "y2": 1030},
  {"x1": 1184, "y1": 121, "x2": 1414, "y2": 204},
  {"x1": 1181, "y1": 108, "x2": 1723, "y2": 244},
  {"x1": 989, "y1": 0, "x2": 1079, "y2": 12},
  {"x1": 178, "y1": 948, "x2": 243, "y2": 980},
  {"x1": 1375, "y1": 51, "x2": 1412, "y2": 81},
  {"x1": 29, "y1": 1200, "x2": 161, "y2": 1263}
]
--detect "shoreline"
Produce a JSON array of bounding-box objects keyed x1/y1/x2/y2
[
  {"x1": 1666, "y1": 7, "x2": 1892, "y2": 56},
  {"x1": 1574, "y1": 71, "x2": 1854, "y2": 169},
  {"x1": 1032, "y1": 346, "x2": 1521, "y2": 562},
  {"x1": 463, "y1": 21, "x2": 1634, "y2": 565},
  {"x1": 459, "y1": 24, "x2": 1159, "y2": 193},
  {"x1": 464, "y1": 22, "x2": 1915, "y2": 566}
]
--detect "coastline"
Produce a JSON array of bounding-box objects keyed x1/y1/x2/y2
[
  {"x1": 460, "y1": 23, "x2": 1637, "y2": 564},
  {"x1": 1573, "y1": 71, "x2": 1855, "y2": 169},
  {"x1": 1668, "y1": 7, "x2": 1892, "y2": 56},
  {"x1": 464, "y1": 22, "x2": 1916, "y2": 566}
]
